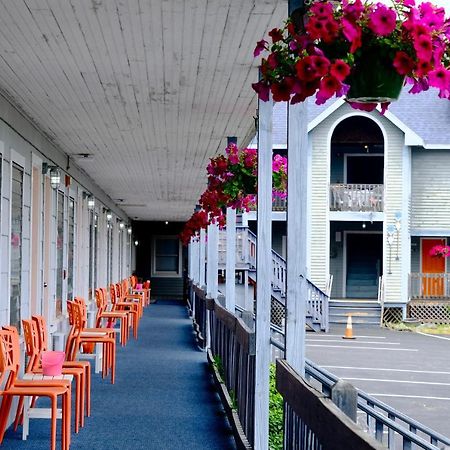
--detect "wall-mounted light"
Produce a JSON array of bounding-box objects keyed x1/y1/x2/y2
[
  {"x1": 42, "y1": 162, "x2": 61, "y2": 189},
  {"x1": 165, "y1": 221, "x2": 169, "y2": 225},
  {"x1": 134, "y1": 240, "x2": 139, "y2": 246},
  {"x1": 127, "y1": 226, "x2": 132, "y2": 234},
  {"x1": 394, "y1": 212, "x2": 402, "y2": 261},
  {"x1": 119, "y1": 222, "x2": 125, "y2": 230},
  {"x1": 87, "y1": 196, "x2": 95, "y2": 210},
  {"x1": 387, "y1": 224, "x2": 395, "y2": 275}
]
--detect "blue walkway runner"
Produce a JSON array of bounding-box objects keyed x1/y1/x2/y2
[{"x1": 3, "y1": 299, "x2": 236, "y2": 450}]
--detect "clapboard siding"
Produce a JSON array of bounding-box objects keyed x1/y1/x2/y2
[
  {"x1": 411, "y1": 150, "x2": 450, "y2": 231},
  {"x1": 310, "y1": 104, "x2": 406, "y2": 303}
]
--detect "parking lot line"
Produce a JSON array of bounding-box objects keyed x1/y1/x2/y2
[
  {"x1": 306, "y1": 339, "x2": 400, "y2": 345},
  {"x1": 368, "y1": 393, "x2": 450, "y2": 401},
  {"x1": 310, "y1": 334, "x2": 386, "y2": 339},
  {"x1": 322, "y1": 365, "x2": 450, "y2": 375},
  {"x1": 343, "y1": 377, "x2": 450, "y2": 386},
  {"x1": 417, "y1": 332, "x2": 450, "y2": 341},
  {"x1": 306, "y1": 344, "x2": 418, "y2": 351}
]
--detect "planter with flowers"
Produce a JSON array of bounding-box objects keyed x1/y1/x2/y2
[
  {"x1": 429, "y1": 245, "x2": 450, "y2": 258},
  {"x1": 180, "y1": 142, "x2": 287, "y2": 245},
  {"x1": 252, "y1": 0, "x2": 450, "y2": 111}
]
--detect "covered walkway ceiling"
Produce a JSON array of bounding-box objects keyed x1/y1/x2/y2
[{"x1": 0, "y1": 0, "x2": 286, "y2": 220}]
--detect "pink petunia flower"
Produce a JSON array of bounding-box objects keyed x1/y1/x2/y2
[
  {"x1": 368, "y1": 4, "x2": 397, "y2": 36},
  {"x1": 330, "y1": 60, "x2": 351, "y2": 81},
  {"x1": 253, "y1": 39, "x2": 268, "y2": 57},
  {"x1": 393, "y1": 51, "x2": 415, "y2": 75}
]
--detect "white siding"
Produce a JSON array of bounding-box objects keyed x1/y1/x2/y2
[
  {"x1": 310, "y1": 104, "x2": 406, "y2": 303},
  {"x1": 411, "y1": 149, "x2": 450, "y2": 233}
]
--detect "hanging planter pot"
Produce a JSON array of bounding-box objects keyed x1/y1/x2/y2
[{"x1": 346, "y1": 48, "x2": 405, "y2": 104}]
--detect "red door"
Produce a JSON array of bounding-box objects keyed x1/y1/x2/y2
[{"x1": 421, "y1": 239, "x2": 446, "y2": 297}]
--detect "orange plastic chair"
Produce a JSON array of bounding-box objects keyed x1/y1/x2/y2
[
  {"x1": 118, "y1": 280, "x2": 144, "y2": 319},
  {"x1": 109, "y1": 284, "x2": 139, "y2": 339},
  {"x1": 17, "y1": 319, "x2": 85, "y2": 433},
  {"x1": 66, "y1": 300, "x2": 116, "y2": 384},
  {"x1": 131, "y1": 276, "x2": 151, "y2": 307},
  {"x1": 94, "y1": 288, "x2": 129, "y2": 346},
  {"x1": 0, "y1": 327, "x2": 71, "y2": 450},
  {"x1": 32, "y1": 315, "x2": 91, "y2": 418}
]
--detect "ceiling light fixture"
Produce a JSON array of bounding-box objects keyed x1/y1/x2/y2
[{"x1": 42, "y1": 162, "x2": 61, "y2": 189}]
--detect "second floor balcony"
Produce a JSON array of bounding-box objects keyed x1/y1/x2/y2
[{"x1": 330, "y1": 183, "x2": 384, "y2": 212}]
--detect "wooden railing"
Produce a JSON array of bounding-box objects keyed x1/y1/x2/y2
[
  {"x1": 248, "y1": 196, "x2": 286, "y2": 211},
  {"x1": 191, "y1": 285, "x2": 210, "y2": 349},
  {"x1": 330, "y1": 184, "x2": 384, "y2": 212},
  {"x1": 276, "y1": 360, "x2": 385, "y2": 450},
  {"x1": 208, "y1": 298, "x2": 255, "y2": 448},
  {"x1": 409, "y1": 273, "x2": 450, "y2": 299}
]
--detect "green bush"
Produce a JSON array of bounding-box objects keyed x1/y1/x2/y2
[{"x1": 269, "y1": 364, "x2": 284, "y2": 450}]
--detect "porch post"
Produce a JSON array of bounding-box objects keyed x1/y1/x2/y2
[
  {"x1": 207, "y1": 223, "x2": 219, "y2": 300},
  {"x1": 285, "y1": 0, "x2": 308, "y2": 375},
  {"x1": 254, "y1": 93, "x2": 273, "y2": 449},
  {"x1": 199, "y1": 228, "x2": 206, "y2": 288},
  {"x1": 225, "y1": 137, "x2": 237, "y2": 313}
]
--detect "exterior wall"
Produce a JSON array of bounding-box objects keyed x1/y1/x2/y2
[
  {"x1": 411, "y1": 149, "x2": 450, "y2": 233},
  {"x1": 310, "y1": 103, "x2": 407, "y2": 303},
  {"x1": 0, "y1": 92, "x2": 130, "y2": 332}
]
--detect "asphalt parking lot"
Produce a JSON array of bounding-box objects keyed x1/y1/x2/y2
[{"x1": 305, "y1": 326, "x2": 450, "y2": 439}]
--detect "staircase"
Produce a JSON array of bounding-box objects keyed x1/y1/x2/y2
[
  {"x1": 219, "y1": 227, "x2": 329, "y2": 332},
  {"x1": 329, "y1": 299, "x2": 382, "y2": 326}
]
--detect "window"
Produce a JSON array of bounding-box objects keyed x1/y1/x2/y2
[
  {"x1": 88, "y1": 210, "x2": 94, "y2": 298},
  {"x1": 94, "y1": 213, "x2": 98, "y2": 290},
  {"x1": 10, "y1": 164, "x2": 23, "y2": 329},
  {"x1": 152, "y1": 236, "x2": 181, "y2": 277},
  {"x1": 67, "y1": 197, "x2": 75, "y2": 300}
]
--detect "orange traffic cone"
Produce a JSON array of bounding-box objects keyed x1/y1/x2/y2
[{"x1": 342, "y1": 315, "x2": 356, "y2": 339}]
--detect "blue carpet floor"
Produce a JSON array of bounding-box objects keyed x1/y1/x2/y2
[{"x1": 2, "y1": 300, "x2": 236, "y2": 449}]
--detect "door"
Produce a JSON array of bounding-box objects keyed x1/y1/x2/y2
[{"x1": 421, "y1": 238, "x2": 446, "y2": 297}]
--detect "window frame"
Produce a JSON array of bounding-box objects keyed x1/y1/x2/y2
[{"x1": 152, "y1": 235, "x2": 182, "y2": 277}]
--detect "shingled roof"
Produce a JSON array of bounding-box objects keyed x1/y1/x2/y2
[{"x1": 251, "y1": 86, "x2": 450, "y2": 148}]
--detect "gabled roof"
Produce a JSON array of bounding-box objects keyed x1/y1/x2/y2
[{"x1": 251, "y1": 87, "x2": 450, "y2": 149}]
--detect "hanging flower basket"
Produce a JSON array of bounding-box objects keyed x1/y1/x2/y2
[
  {"x1": 180, "y1": 143, "x2": 287, "y2": 245},
  {"x1": 346, "y1": 47, "x2": 405, "y2": 104},
  {"x1": 429, "y1": 245, "x2": 450, "y2": 258},
  {"x1": 252, "y1": 0, "x2": 450, "y2": 111}
]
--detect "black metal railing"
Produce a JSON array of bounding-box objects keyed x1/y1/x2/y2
[{"x1": 192, "y1": 285, "x2": 209, "y2": 349}]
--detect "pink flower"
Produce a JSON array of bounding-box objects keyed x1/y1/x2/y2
[
  {"x1": 343, "y1": 0, "x2": 364, "y2": 21},
  {"x1": 271, "y1": 77, "x2": 295, "y2": 102},
  {"x1": 253, "y1": 39, "x2": 267, "y2": 57},
  {"x1": 428, "y1": 67, "x2": 450, "y2": 98},
  {"x1": 342, "y1": 18, "x2": 362, "y2": 53},
  {"x1": 310, "y1": 2, "x2": 334, "y2": 19},
  {"x1": 393, "y1": 51, "x2": 415, "y2": 75},
  {"x1": 252, "y1": 80, "x2": 270, "y2": 101},
  {"x1": 268, "y1": 28, "x2": 283, "y2": 43},
  {"x1": 368, "y1": 4, "x2": 397, "y2": 36},
  {"x1": 414, "y1": 35, "x2": 433, "y2": 61},
  {"x1": 316, "y1": 76, "x2": 341, "y2": 104},
  {"x1": 295, "y1": 56, "x2": 329, "y2": 82},
  {"x1": 330, "y1": 60, "x2": 350, "y2": 81}
]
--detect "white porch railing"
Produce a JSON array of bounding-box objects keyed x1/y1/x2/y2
[
  {"x1": 218, "y1": 227, "x2": 329, "y2": 331},
  {"x1": 330, "y1": 183, "x2": 384, "y2": 212},
  {"x1": 409, "y1": 273, "x2": 450, "y2": 299}
]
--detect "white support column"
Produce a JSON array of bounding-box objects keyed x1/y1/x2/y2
[
  {"x1": 199, "y1": 228, "x2": 206, "y2": 288},
  {"x1": 225, "y1": 207, "x2": 236, "y2": 312},
  {"x1": 206, "y1": 223, "x2": 219, "y2": 299},
  {"x1": 188, "y1": 239, "x2": 193, "y2": 280},
  {"x1": 254, "y1": 94, "x2": 273, "y2": 450},
  {"x1": 285, "y1": 101, "x2": 308, "y2": 376}
]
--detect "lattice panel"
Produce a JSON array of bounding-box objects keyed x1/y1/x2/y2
[
  {"x1": 271, "y1": 298, "x2": 286, "y2": 327},
  {"x1": 408, "y1": 301, "x2": 450, "y2": 324},
  {"x1": 382, "y1": 307, "x2": 403, "y2": 325}
]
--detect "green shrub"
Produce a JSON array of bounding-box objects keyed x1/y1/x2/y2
[{"x1": 269, "y1": 364, "x2": 284, "y2": 450}]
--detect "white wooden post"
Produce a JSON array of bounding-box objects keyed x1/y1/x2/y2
[
  {"x1": 285, "y1": 101, "x2": 308, "y2": 376},
  {"x1": 225, "y1": 207, "x2": 236, "y2": 312},
  {"x1": 188, "y1": 239, "x2": 193, "y2": 280},
  {"x1": 254, "y1": 94, "x2": 273, "y2": 450},
  {"x1": 207, "y1": 222, "x2": 219, "y2": 299},
  {"x1": 199, "y1": 228, "x2": 206, "y2": 288}
]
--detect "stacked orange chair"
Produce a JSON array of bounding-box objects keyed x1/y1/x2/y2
[
  {"x1": 0, "y1": 327, "x2": 72, "y2": 450},
  {"x1": 66, "y1": 299, "x2": 116, "y2": 384},
  {"x1": 109, "y1": 284, "x2": 139, "y2": 339},
  {"x1": 94, "y1": 288, "x2": 129, "y2": 346},
  {"x1": 33, "y1": 315, "x2": 91, "y2": 418},
  {"x1": 15, "y1": 320, "x2": 85, "y2": 434}
]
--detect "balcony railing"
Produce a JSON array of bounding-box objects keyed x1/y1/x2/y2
[
  {"x1": 409, "y1": 273, "x2": 450, "y2": 299},
  {"x1": 330, "y1": 184, "x2": 384, "y2": 212}
]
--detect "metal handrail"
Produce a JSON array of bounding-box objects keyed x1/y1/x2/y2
[{"x1": 303, "y1": 360, "x2": 449, "y2": 449}]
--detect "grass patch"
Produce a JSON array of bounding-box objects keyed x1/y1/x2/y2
[
  {"x1": 269, "y1": 364, "x2": 284, "y2": 450},
  {"x1": 385, "y1": 321, "x2": 450, "y2": 334}
]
